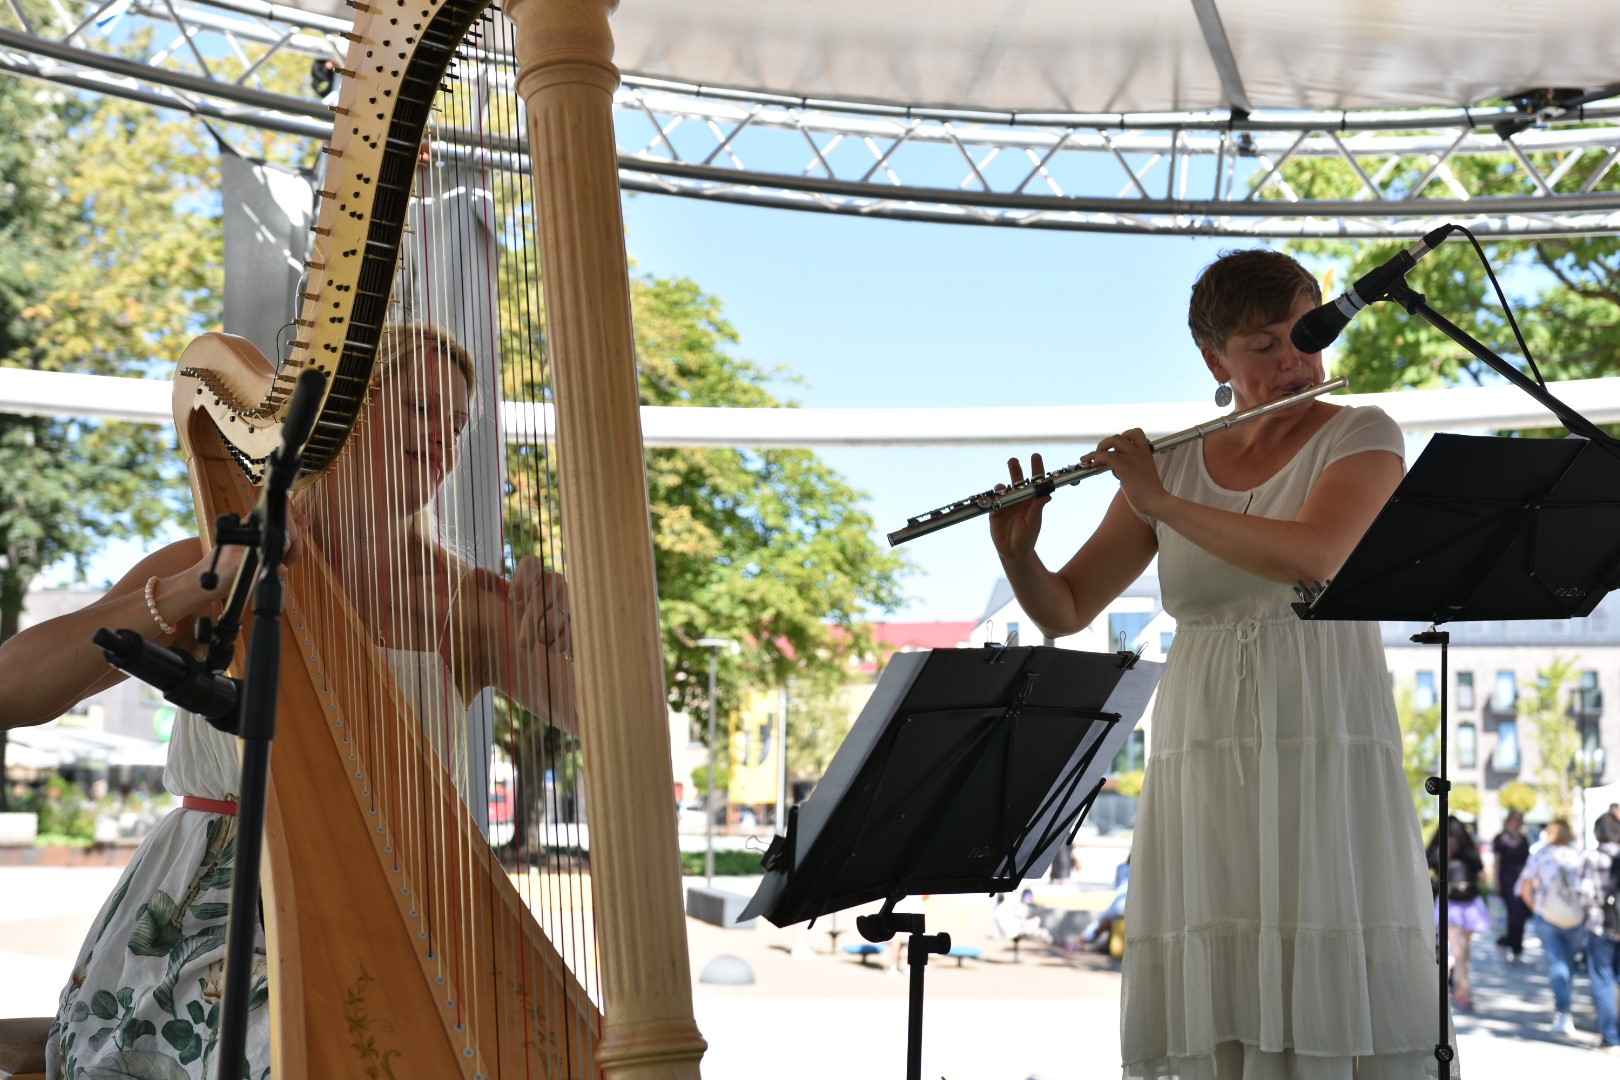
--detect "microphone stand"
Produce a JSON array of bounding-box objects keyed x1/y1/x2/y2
[
  {"x1": 1382, "y1": 280, "x2": 1616, "y2": 446},
  {"x1": 93, "y1": 368, "x2": 327, "y2": 1080},
  {"x1": 1371, "y1": 281, "x2": 1615, "y2": 1075},
  {"x1": 208, "y1": 367, "x2": 325, "y2": 1080}
]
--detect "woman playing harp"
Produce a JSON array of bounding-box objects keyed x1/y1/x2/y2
[{"x1": 0, "y1": 322, "x2": 574, "y2": 1079}]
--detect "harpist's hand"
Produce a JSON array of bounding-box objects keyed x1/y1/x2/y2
[{"x1": 511, "y1": 555, "x2": 571, "y2": 660}]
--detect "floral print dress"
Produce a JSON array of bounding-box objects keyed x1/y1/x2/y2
[{"x1": 46, "y1": 711, "x2": 271, "y2": 1080}]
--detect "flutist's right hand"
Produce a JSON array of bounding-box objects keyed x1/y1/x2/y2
[{"x1": 989, "y1": 453, "x2": 1052, "y2": 561}]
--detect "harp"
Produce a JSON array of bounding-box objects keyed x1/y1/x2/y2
[{"x1": 168, "y1": 0, "x2": 704, "y2": 1076}]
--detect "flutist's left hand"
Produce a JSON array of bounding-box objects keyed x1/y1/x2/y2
[{"x1": 1084, "y1": 428, "x2": 1169, "y2": 517}]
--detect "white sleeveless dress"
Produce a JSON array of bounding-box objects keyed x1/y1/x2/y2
[
  {"x1": 1119, "y1": 405, "x2": 1451, "y2": 1080},
  {"x1": 46, "y1": 648, "x2": 465, "y2": 1080}
]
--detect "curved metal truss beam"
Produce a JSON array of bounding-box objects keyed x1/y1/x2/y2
[{"x1": 3, "y1": 0, "x2": 1620, "y2": 238}]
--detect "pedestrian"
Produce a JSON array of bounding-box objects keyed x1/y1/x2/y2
[
  {"x1": 1493, "y1": 809, "x2": 1532, "y2": 962},
  {"x1": 988, "y1": 248, "x2": 1442, "y2": 1076},
  {"x1": 1584, "y1": 814, "x2": 1620, "y2": 1053},
  {"x1": 1050, "y1": 839, "x2": 1075, "y2": 884},
  {"x1": 1520, "y1": 819, "x2": 1588, "y2": 1037},
  {"x1": 1429, "y1": 815, "x2": 1489, "y2": 1011}
]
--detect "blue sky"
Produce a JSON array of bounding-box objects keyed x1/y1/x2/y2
[
  {"x1": 51, "y1": 187, "x2": 1266, "y2": 622},
  {"x1": 620, "y1": 192, "x2": 1237, "y2": 623}
]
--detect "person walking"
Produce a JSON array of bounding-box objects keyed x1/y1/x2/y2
[
  {"x1": 1584, "y1": 814, "x2": 1620, "y2": 1053},
  {"x1": 1429, "y1": 815, "x2": 1489, "y2": 1011},
  {"x1": 1520, "y1": 819, "x2": 1588, "y2": 1037},
  {"x1": 1493, "y1": 810, "x2": 1532, "y2": 962}
]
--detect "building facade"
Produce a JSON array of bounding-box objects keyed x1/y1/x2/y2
[
  {"x1": 976, "y1": 574, "x2": 1620, "y2": 835},
  {"x1": 1381, "y1": 597, "x2": 1620, "y2": 829}
]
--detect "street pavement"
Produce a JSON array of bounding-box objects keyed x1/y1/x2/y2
[{"x1": 2, "y1": 851, "x2": 1616, "y2": 1078}]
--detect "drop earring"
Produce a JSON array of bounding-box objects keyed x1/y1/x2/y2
[{"x1": 1214, "y1": 383, "x2": 1233, "y2": 408}]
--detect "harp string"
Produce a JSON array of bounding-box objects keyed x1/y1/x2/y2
[
  {"x1": 357, "y1": 23, "x2": 599, "y2": 1069},
  {"x1": 476, "y1": 6, "x2": 600, "y2": 1017}
]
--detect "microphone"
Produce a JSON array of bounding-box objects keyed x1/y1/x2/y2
[
  {"x1": 94, "y1": 627, "x2": 241, "y2": 723},
  {"x1": 1290, "y1": 223, "x2": 1457, "y2": 353}
]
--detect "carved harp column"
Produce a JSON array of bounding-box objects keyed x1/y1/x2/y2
[{"x1": 503, "y1": 0, "x2": 706, "y2": 1076}]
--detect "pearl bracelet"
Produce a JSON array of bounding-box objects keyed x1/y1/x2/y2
[{"x1": 144, "y1": 576, "x2": 177, "y2": 637}]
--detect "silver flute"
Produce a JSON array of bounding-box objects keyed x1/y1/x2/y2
[{"x1": 886, "y1": 377, "x2": 1348, "y2": 546}]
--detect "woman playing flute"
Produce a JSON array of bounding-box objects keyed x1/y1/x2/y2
[{"x1": 991, "y1": 249, "x2": 1446, "y2": 1078}]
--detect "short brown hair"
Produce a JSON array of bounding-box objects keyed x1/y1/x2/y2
[
  {"x1": 1545, "y1": 819, "x2": 1574, "y2": 846},
  {"x1": 1188, "y1": 249, "x2": 1322, "y2": 354}
]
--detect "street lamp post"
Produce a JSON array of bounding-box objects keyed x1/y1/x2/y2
[{"x1": 698, "y1": 638, "x2": 735, "y2": 885}]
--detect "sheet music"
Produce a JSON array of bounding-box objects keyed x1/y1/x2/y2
[
  {"x1": 739, "y1": 651, "x2": 930, "y2": 921},
  {"x1": 740, "y1": 647, "x2": 1163, "y2": 924}
]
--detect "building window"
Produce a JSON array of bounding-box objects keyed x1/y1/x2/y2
[
  {"x1": 758, "y1": 716, "x2": 774, "y2": 767},
  {"x1": 1579, "y1": 670, "x2": 1603, "y2": 712},
  {"x1": 1493, "y1": 719, "x2": 1520, "y2": 772},
  {"x1": 1111, "y1": 730, "x2": 1146, "y2": 775},
  {"x1": 1414, "y1": 671, "x2": 1437, "y2": 711},
  {"x1": 1160, "y1": 631, "x2": 1175, "y2": 655},
  {"x1": 1458, "y1": 722, "x2": 1477, "y2": 768},
  {"x1": 1107, "y1": 611, "x2": 1154, "y2": 652},
  {"x1": 1457, "y1": 671, "x2": 1475, "y2": 711},
  {"x1": 1492, "y1": 671, "x2": 1518, "y2": 712}
]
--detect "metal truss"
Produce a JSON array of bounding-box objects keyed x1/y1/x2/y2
[{"x1": 4, "y1": 0, "x2": 1620, "y2": 238}]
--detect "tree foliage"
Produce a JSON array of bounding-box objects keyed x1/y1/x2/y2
[
  {"x1": 783, "y1": 666, "x2": 862, "y2": 785},
  {"x1": 1275, "y1": 147, "x2": 1620, "y2": 435},
  {"x1": 1499, "y1": 779, "x2": 1538, "y2": 814},
  {"x1": 633, "y1": 276, "x2": 909, "y2": 720},
  {"x1": 0, "y1": 77, "x2": 222, "y2": 803},
  {"x1": 491, "y1": 267, "x2": 908, "y2": 801},
  {"x1": 1521, "y1": 655, "x2": 1582, "y2": 819},
  {"x1": 1394, "y1": 685, "x2": 1441, "y2": 823}
]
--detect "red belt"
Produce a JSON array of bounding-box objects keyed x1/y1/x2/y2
[{"x1": 180, "y1": 795, "x2": 239, "y2": 816}]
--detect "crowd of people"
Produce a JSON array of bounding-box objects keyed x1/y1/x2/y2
[{"x1": 1409, "y1": 804, "x2": 1619, "y2": 1053}]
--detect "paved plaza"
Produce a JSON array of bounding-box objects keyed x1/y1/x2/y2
[{"x1": 1, "y1": 855, "x2": 1615, "y2": 1078}]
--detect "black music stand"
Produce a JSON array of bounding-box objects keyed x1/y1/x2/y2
[
  {"x1": 1294, "y1": 431, "x2": 1620, "y2": 1078},
  {"x1": 741, "y1": 645, "x2": 1162, "y2": 1080}
]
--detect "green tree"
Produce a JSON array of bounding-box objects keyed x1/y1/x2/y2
[
  {"x1": 0, "y1": 81, "x2": 221, "y2": 805},
  {"x1": 490, "y1": 252, "x2": 908, "y2": 828},
  {"x1": 633, "y1": 276, "x2": 909, "y2": 716},
  {"x1": 1394, "y1": 685, "x2": 1441, "y2": 823},
  {"x1": 1520, "y1": 656, "x2": 1582, "y2": 818},
  {"x1": 1500, "y1": 779, "x2": 1538, "y2": 815},
  {"x1": 1275, "y1": 149, "x2": 1620, "y2": 429},
  {"x1": 1450, "y1": 784, "x2": 1481, "y2": 820},
  {"x1": 783, "y1": 666, "x2": 861, "y2": 788}
]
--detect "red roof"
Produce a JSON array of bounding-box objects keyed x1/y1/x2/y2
[
  {"x1": 846, "y1": 620, "x2": 978, "y2": 676},
  {"x1": 868, "y1": 621, "x2": 978, "y2": 651}
]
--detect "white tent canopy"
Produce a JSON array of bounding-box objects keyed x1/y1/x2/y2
[
  {"x1": 4, "y1": 367, "x2": 1619, "y2": 448},
  {"x1": 260, "y1": 0, "x2": 1620, "y2": 116},
  {"x1": 602, "y1": 0, "x2": 1620, "y2": 116}
]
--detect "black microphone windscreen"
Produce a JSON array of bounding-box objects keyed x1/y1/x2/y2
[{"x1": 1290, "y1": 304, "x2": 1348, "y2": 354}]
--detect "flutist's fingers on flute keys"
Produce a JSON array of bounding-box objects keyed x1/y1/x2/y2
[
  {"x1": 1001, "y1": 451, "x2": 1045, "y2": 488},
  {"x1": 1094, "y1": 428, "x2": 1167, "y2": 516},
  {"x1": 989, "y1": 453, "x2": 1051, "y2": 561}
]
